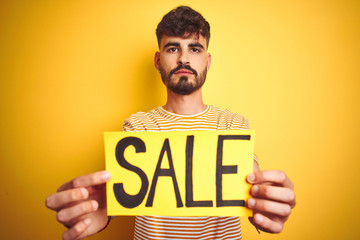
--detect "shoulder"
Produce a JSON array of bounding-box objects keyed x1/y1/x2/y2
[
  {"x1": 122, "y1": 107, "x2": 162, "y2": 132},
  {"x1": 210, "y1": 106, "x2": 250, "y2": 130}
]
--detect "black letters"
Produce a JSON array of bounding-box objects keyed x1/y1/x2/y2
[
  {"x1": 112, "y1": 134, "x2": 251, "y2": 210},
  {"x1": 185, "y1": 135, "x2": 213, "y2": 207},
  {"x1": 113, "y1": 137, "x2": 149, "y2": 208},
  {"x1": 216, "y1": 135, "x2": 251, "y2": 207},
  {"x1": 146, "y1": 138, "x2": 183, "y2": 207}
]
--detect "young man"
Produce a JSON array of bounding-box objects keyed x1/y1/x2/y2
[{"x1": 46, "y1": 6, "x2": 296, "y2": 240}]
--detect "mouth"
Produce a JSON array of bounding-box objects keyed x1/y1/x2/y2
[
  {"x1": 169, "y1": 65, "x2": 198, "y2": 77},
  {"x1": 174, "y1": 70, "x2": 194, "y2": 75}
]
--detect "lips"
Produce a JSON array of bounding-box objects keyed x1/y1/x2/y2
[
  {"x1": 175, "y1": 69, "x2": 194, "y2": 75},
  {"x1": 169, "y1": 65, "x2": 198, "y2": 77}
]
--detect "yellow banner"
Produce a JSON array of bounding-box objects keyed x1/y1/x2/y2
[{"x1": 104, "y1": 130, "x2": 255, "y2": 217}]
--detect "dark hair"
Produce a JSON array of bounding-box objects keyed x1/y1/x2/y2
[{"x1": 156, "y1": 6, "x2": 210, "y2": 48}]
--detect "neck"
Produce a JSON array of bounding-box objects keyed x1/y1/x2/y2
[{"x1": 164, "y1": 88, "x2": 206, "y2": 115}]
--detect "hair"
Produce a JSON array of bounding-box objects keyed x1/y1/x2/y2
[{"x1": 156, "y1": 6, "x2": 210, "y2": 48}]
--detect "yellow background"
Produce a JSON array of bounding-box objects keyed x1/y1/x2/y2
[
  {"x1": 0, "y1": 0, "x2": 359, "y2": 239},
  {"x1": 104, "y1": 130, "x2": 254, "y2": 217}
]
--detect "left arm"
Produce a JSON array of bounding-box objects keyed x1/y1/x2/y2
[{"x1": 247, "y1": 164, "x2": 296, "y2": 233}]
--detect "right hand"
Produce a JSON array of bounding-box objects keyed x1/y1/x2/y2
[{"x1": 45, "y1": 171, "x2": 112, "y2": 240}]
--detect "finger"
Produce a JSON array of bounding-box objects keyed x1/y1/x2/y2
[
  {"x1": 252, "y1": 213, "x2": 284, "y2": 233},
  {"x1": 58, "y1": 171, "x2": 111, "y2": 192},
  {"x1": 57, "y1": 200, "x2": 98, "y2": 224},
  {"x1": 62, "y1": 218, "x2": 91, "y2": 240},
  {"x1": 247, "y1": 170, "x2": 294, "y2": 189},
  {"x1": 46, "y1": 188, "x2": 88, "y2": 211},
  {"x1": 251, "y1": 185, "x2": 296, "y2": 205},
  {"x1": 247, "y1": 198, "x2": 291, "y2": 217}
]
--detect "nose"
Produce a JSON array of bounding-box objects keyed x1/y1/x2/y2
[{"x1": 178, "y1": 50, "x2": 189, "y2": 65}]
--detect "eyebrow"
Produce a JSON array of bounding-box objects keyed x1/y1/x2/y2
[
  {"x1": 188, "y1": 43, "x2": 205, "y2": 50},
  {"x1": 163, "y1": 42, "x2": 205, "y2": 50},
  {"x1": 163, "y1": 42, "x2": 180, "y2": 49}
]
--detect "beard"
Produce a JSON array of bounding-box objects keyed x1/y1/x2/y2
[{"x1": 160, "y1": 64, "x2": 208, "y2": 95}]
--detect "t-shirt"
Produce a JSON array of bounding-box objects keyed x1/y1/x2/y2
[{"x1": 122, "y1": 105, "x2": 253, "y2": 240}]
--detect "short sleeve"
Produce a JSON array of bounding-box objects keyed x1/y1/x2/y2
[{"x1": 122, "y1": 118, "x2": 135, "y2": 132}]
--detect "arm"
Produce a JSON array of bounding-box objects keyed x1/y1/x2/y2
[
  {"x1": 247, "y1": 163, "x2": 296, "y2": 233},
  {"x1": 45, "y1": 171, "x2": 111, "y2": 240}
]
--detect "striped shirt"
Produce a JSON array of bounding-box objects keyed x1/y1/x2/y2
[{"x1": 122, "y1": 105, "x2": 253, "y2": 240}]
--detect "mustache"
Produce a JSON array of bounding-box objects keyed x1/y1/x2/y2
[{"x1": 169, "y1": 64, "x2": 198, "y2": 77}]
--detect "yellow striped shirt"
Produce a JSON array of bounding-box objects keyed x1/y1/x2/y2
[{"x1": 122, "y1": 105, "x2": 252, "y2": 240}]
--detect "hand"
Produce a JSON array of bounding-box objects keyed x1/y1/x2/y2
[
  {"x1": 45, "y1": 171, "x2": 111, "y2": 240},
  {"x1": 246, "y1": 170, "x2": 296, "y2": 233}
]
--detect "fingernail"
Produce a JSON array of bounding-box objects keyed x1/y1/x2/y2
[
  {"x1": 45, "y1": 196, "x2": 52, "y2": 207},
  {"x1": 57, "y1": 212, "x2": 64, "y2": 222},
  {"x1": 248, "y1": 198, "x2": 255, "y2": 208},
  {"x1": 101, "y1": 171, "x2": 111, "y2": 181},
  {"x1": 252, "y1": 185, "x2": 259, "y2": 194},
  {"x1": 91, "y1": 200, "x2": 98, "y2": 210},
  {"x1": 80, "y1": 188, "x2": 88, "y2": 199},
  {"x1": 84, "y1": 218, "x2": 91, "y2": 225},
  {"x1": 248, "y1": 173, "x2": 255, "y2": 182},
  {"x1": 255, "y1": 214, "x2": 263, "y2": 224}
]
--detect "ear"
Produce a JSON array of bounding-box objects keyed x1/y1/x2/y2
[
  {"x1": 207, "y1": 53, "x2": 211, "y2": 71},
  {"x1": 154, "y1": 51, "x2": 160, "y2": 71}
]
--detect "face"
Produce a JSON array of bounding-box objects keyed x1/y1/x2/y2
[{"x1": 155, "y1": 34, "x2": 211, "y2": 95}]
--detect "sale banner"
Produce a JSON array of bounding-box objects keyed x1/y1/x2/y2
[{"x1": 104, "y1": 130, "x2": 255, "y2": 217}]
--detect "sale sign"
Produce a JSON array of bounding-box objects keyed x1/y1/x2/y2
[{"x1": 104, "y1": 130, "x2": 255, "y2": 217}]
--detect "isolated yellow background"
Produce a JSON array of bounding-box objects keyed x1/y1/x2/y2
[{"x1": 0, "y1": 0, "x2": 359, "y2": 239}]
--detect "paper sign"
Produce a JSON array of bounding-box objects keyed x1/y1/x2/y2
[{"x1": 104, "y1": 130, "x2": 255, "y2": 217}]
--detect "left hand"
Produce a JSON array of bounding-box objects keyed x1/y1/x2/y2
[{"x1": 246, "y1": 170, "x2": 296, "y2": 233}]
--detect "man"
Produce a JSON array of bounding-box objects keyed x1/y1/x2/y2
[{"x1": 45, "y1": 6, "x2": 296, "y2": 240}]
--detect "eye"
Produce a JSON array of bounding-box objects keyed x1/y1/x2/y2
[
  {"x1": 191, "y1": 48, "x2": 201, "y2": 53},
  {"x1": 167, "y1": 47, "x2": 178, "y2": 53}
]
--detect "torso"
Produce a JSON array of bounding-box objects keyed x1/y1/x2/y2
[{"x1": 122, "y1": 105, "x2": 249, "y2": 240}]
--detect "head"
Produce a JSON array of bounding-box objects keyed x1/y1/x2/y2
[
  {"x1": 155, "y1": 6, "x2": 211, "y2": 95},
  {"x1": 156, "y1": 6, "x2": 210, "y2": 48}
]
